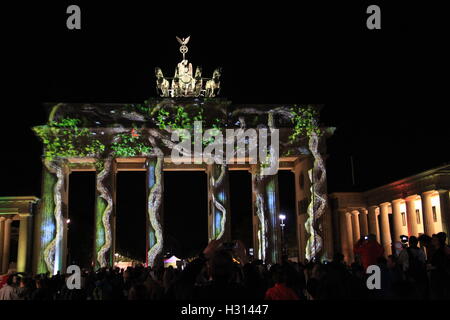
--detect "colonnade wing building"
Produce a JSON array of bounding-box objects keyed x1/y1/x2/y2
[
  {"x1": 0, "y1": 197, "x2": 38, "y2": 274},
  {"x1": 330, "y1": 164, "x2": 450, "y2": 263}
]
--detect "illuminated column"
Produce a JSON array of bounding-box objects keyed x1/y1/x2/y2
[
  {"x1": 0, "y1": 218, "x2": 4, "y2": 269},
  {"x1": 145, "y1": 157, "x2": 164, "y2": 268},
  {"x1": 60, "y1": 167, "x2": 70, "y2": 273},
  {"x1": 351, "y1": 211, "x2": 361, "y2": 243},
  {"x1": 405, "y1": 195, "x2": 419, "y2": 237},
  {"x1": 305, "y1": 132, "x2": 332, "y2": 261},
  {"x1": 17, "y1": 214, "x2": 32, "y2": 273},
  {"x1": 358, "y1": 208, "x2": 369, "y2": 236},
  {"x1": 379, "y1": 202, "x2": 392, "y2": 256},
  {"x1": 251, "y1": 165, "x2": 281, "y2": 264},
  {"x1": 33, "y1": 161, "x2": 67, "y2": 275},
  {"x1": 2, "y1": 218, "x2": 12, "y2": 273},
  {"x1": 293, "y1": 160, "x2": 310, "y2": 263},
  {"x1": 207, "y1": 164, "x2": 231, "y2": 242},
  {"x1": 345, "y1": 212, "x2": 354, "y2": 262},
  {"x1": 421, "y1": 191, "x2": 435, "y2": 236},
  {"x1": 368, "y1": 206, "x2": 380, "y2": 243},
  {"x1": 437, "y1": 189, "x2": 450, "y2": 236},
  {"x1": 94, "y1": 158, "x2": 116, "y2": 269},
  {"x1": 0, "y1": 217, "x2": 4, "y2": 272},
  {"x1": 338, "y1": 210, "x2": 351, "y2": 263},
  {"x1": 391, "y1": 199, "x2": 404, "y2": 243}
]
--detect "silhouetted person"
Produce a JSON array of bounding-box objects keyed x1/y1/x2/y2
[
  {"x1": 354, "y1": 234, "x2": 384, "y2": 271},
  {"x1": 193, "y1": 249, "x2": 247, "y2": 300},
  {"x1": 128, "y1": 283, "x2": 148, "y2": 300},
  {"x1": 0, "y1": 275, "x2": 18, "y2": 300},
  {"x1": 265, "y1": 265, "x2": 299, "y2": 300},
  {"x1": 398, "y1": 236, "x2": 427, "y2": 298},
  {"x1": 429, "y1": 232, "x2": 450, "y2": 299}
]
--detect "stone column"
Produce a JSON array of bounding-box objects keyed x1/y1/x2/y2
[
  {"x1": 33, "y1": 161, "x2": 68, "y2": 275},
  {"x1": 358, "y1": 208, "x2": 369, "y2": 236},
  {"x1": 207, "y1": 164, "x2": 231, "y2": 242},
  {"x1": 368, "y1": 206, "x2": 380, "y2": 243},
  {"x1": 145, "y1": 157, "x2": 164, "y2": 268},
  {"x1": 421, "y1": 191, "x2": 436, "y2": 236},
  {"x1": 437, "y1": 190, "x2": 450, "y2": 236},
  {"x1": 338, "y1": 210, "x2": 351, "y2": 263},
  {"x1": 293, "y1": 160, "x2": 309, "y2": 263},
  {"x1": 17, "y1": 215, "x2": 32, "y2": 273},
  {"x1": 61, "y1": 167, "x2": 70, "y2": 272},
  {"x1": 94, "y1": 158, "x2": 116, "y2": 269},
  {"x1": 351, "y1": 211, "x2": 361, "y2": 244},
  {"x1": 34, "y1": 163, "x2": 57, "y2": 275},
  {"x1": 379, "y1": 202, "x2": 392, "y2": 256},
  {"x1": 391, "y1": 199, "x2": 405, "y2": 243},
  {"x1": 2, "y1": 218, "x2": 12, "y2": 273},
  {"x1": 0, "y1": 217, "x2": 4, "y2": 272},
  {"x1": 251, "y1": 165, "x2": 281, "y2": 265},
  {"x1": 345, "y1": 212, "x2": 354, "y2": 262},
  {"x1": 405, "y1": 195, "x2": 419, "y2": 237},
  {"x1": 306, "y1": 132, "x2": 332, "y2": 262}
]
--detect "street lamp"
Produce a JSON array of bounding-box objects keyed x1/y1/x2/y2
[
  {"x1": 279, "y1": 214, "x2": 287, "y2": 256},
  {"x1": 66, "y1": 218, "x2": 71, "y2": 265},
  {"x1": 279, "y1": 214, "x2": 286, "y2": 227}
]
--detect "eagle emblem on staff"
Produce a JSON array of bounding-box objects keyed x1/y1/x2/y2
[{"x1": 176, "y1": 36, "x2": 190, "y2": 59}]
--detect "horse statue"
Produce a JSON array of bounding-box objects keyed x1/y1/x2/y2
[
  {"x1": 205, "y1": 68, "x2": 222, "y2": 97},
  {"x1": 193, "y1": 66, "x2": 203, "y2": 96},
  {"x1": 155, "y1": 67, "x2": 170, "y2": 97}
]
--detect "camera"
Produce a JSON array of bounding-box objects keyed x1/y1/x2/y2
[{"x1": 400, "y1": 235, "x2": 409, "y2": 243}]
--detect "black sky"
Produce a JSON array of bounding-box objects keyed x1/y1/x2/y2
[{"x1": 0, "y1": 2, "x2": 448, "y2": 261}]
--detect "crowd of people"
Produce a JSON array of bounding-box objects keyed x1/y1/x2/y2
[{"x1": 0, "y1": 232, "x2": 449, "y2": 300}]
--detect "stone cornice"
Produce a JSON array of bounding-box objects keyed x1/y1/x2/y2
[{"x1": 331, "y1": 164, "x2": 450, "y2": 209}]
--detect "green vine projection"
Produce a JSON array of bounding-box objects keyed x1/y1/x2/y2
[
  {"x1": 131, "y1": 100, "x2": 151, "y2": 115},
  {"x1": 202, "y1": 119, "x2": 222, "y2": 147},
  {"x1": 37, "y1": 166, "x2": 57, "y2": 274},
  {"x1": 260, "y1": 151, "x2": 272, "y2": 169},
  {"x1": 33, "y1": 118, "x2": 105, "y2": 160},
  {"x1": 289, "y1": 106, "x2": 322, "y2": 141},
  {"x1": 111, "y1": 128, "x2": 152, "y2": 157},
  {"x1": 94, "y1": 159, "x2": 105, "y2": 172},
  {"x1": 156, "y1": 105, "x2": 204, "y2": 130},
  {"x1": 154, "y1": 105, "x2": 225, "y2": 146}
]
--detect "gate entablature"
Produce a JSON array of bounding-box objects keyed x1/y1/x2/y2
[{"x1": 36, "y1": 100, "x2": 321, "y2": 163}]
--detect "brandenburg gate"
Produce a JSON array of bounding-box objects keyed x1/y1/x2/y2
[{"x1": 29, "y1": 37, "x2": 334, "y2": 275}]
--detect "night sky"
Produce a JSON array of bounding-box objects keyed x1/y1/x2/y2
[{"x1": 1, "y1": 3, "x2": 448, "y2": 263}]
